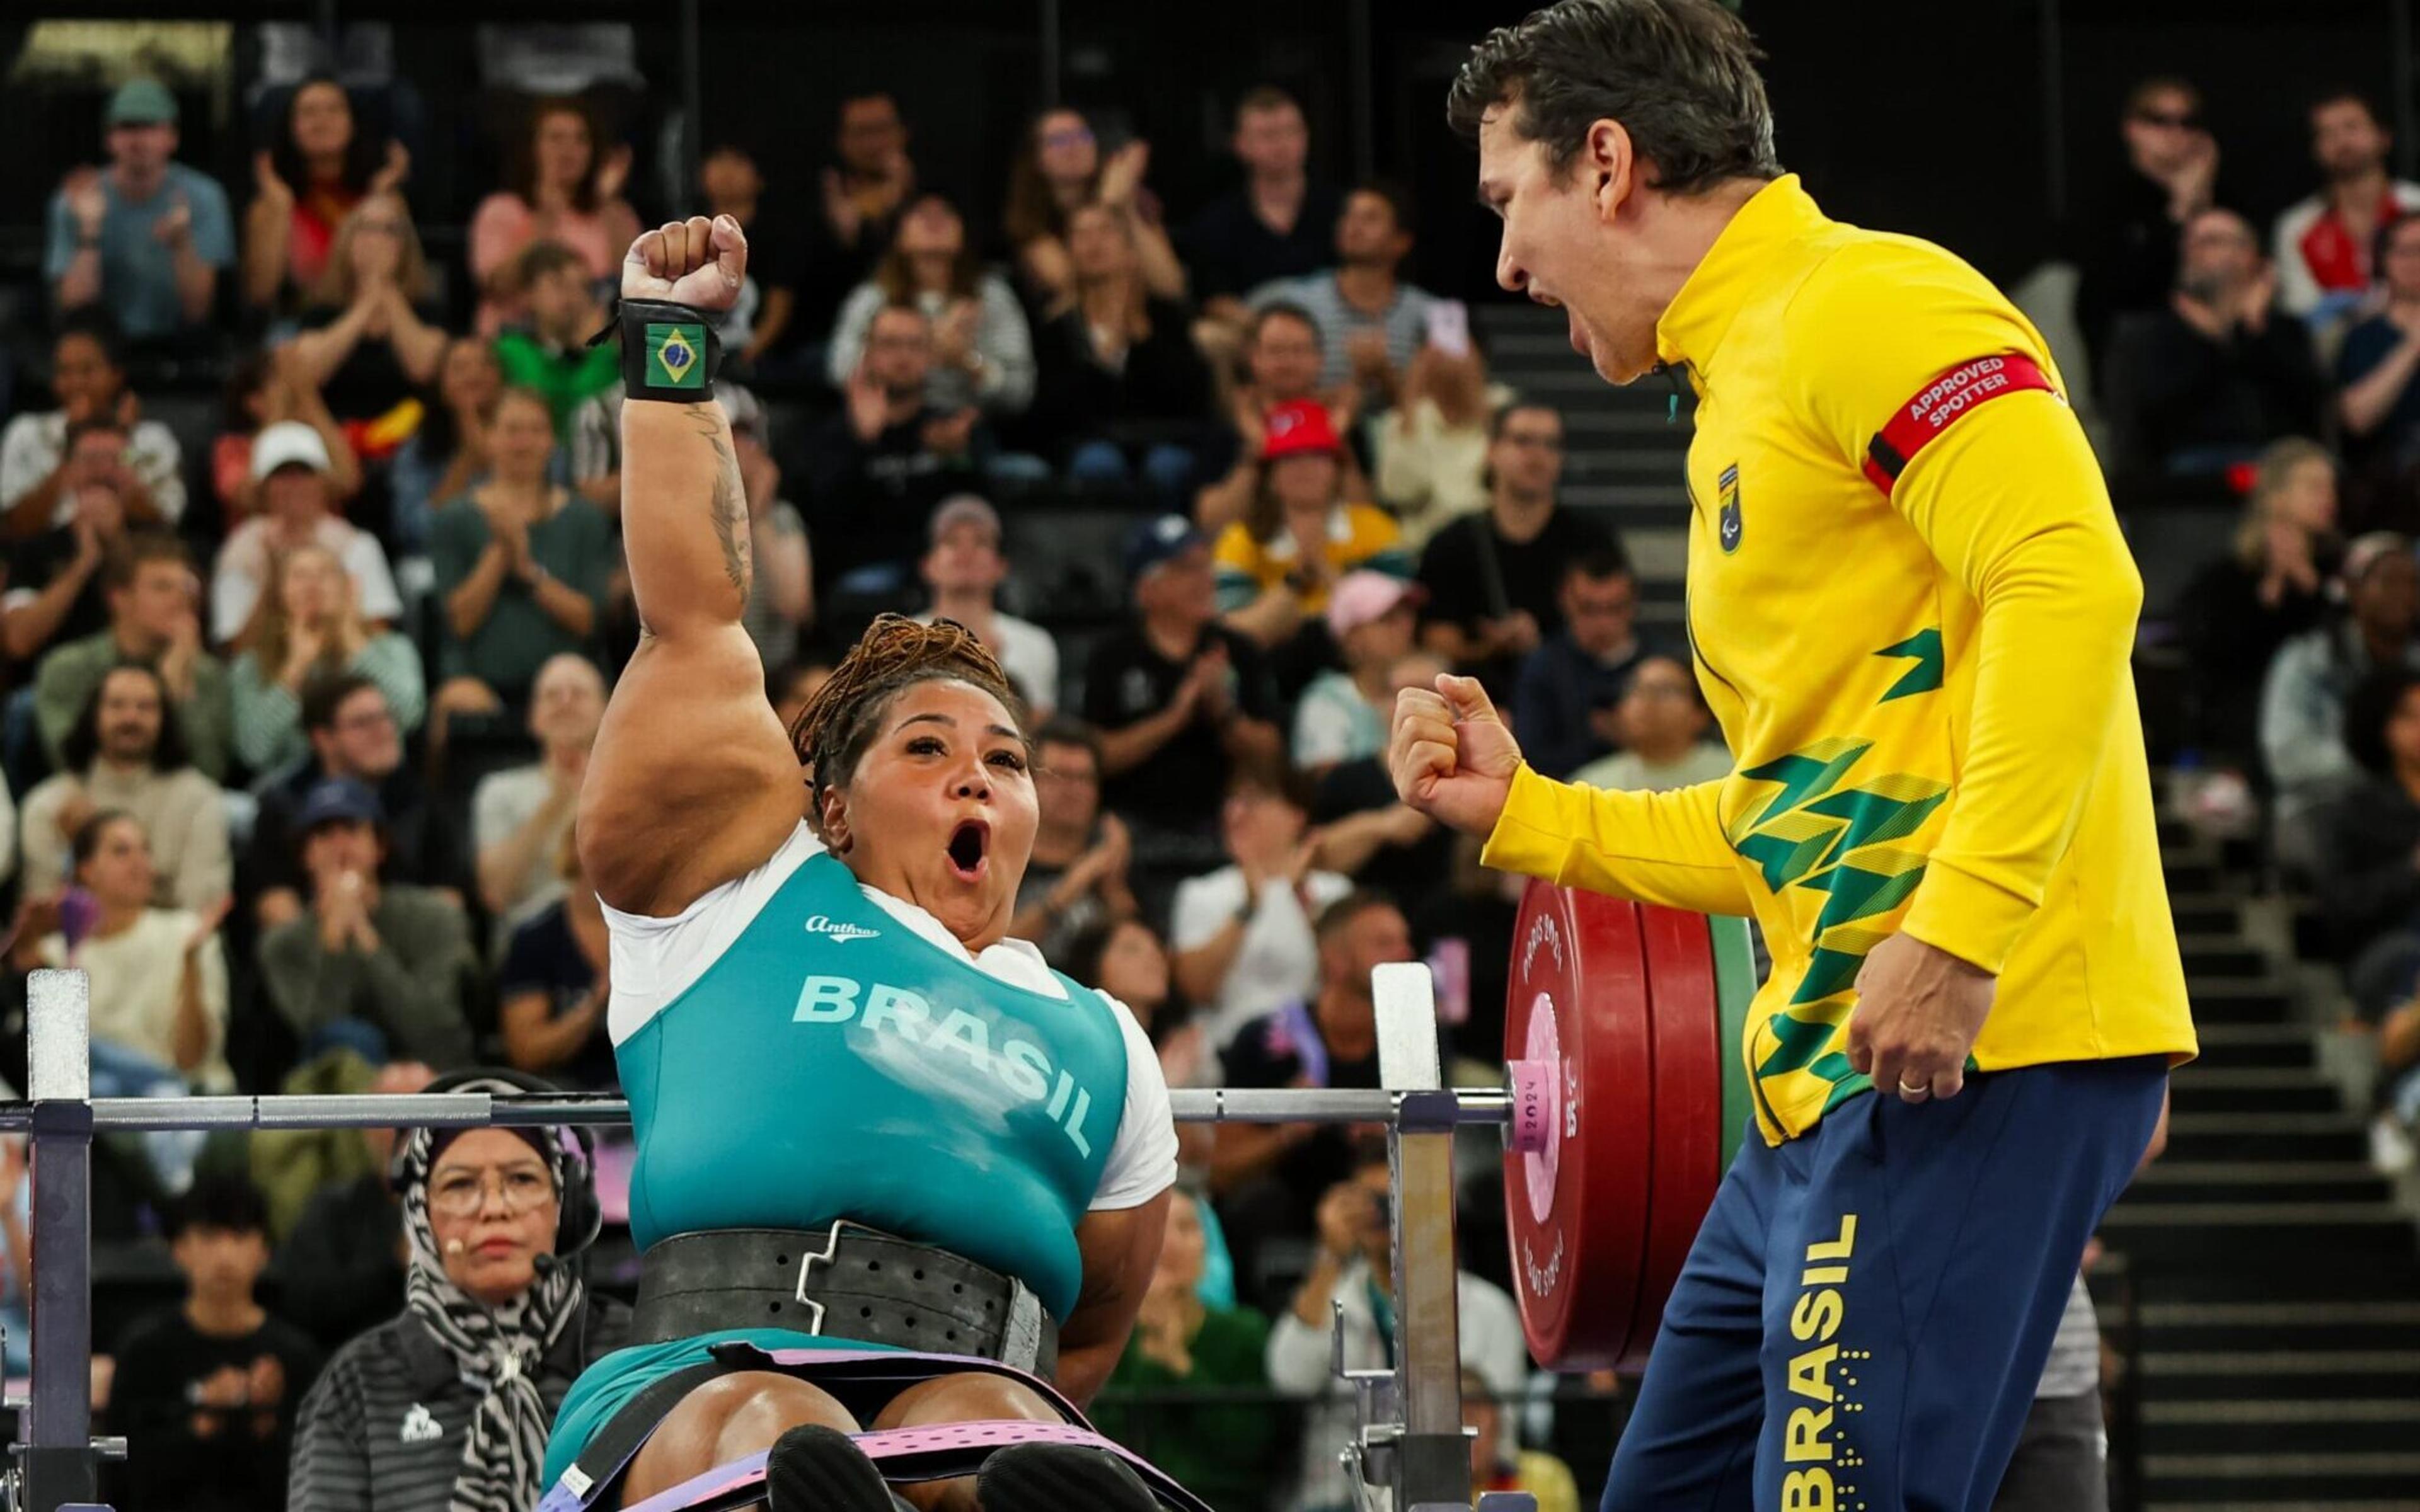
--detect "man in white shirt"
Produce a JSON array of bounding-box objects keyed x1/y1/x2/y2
[
  {"x1": 211, "y1": 422, "x2": 401, "y2": 646},
  {"x1": 1169, "y1": 767, "x2": 1352, "y2": 1050},
  {"x1": 473, "y1": 653, "x2": 605, "y2": 941},
  {"x1": 913, "y1": 494, "x2": 1059, "y2": 718}
]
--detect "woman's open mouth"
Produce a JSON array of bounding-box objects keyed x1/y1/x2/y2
[{"x1": 946, "y1": 819, "x2": 990, "y2": 883}]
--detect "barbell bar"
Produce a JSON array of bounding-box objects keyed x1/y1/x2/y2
[{"x1": 0, "y1": 1085, "x2": 1545, "y2": 1138}]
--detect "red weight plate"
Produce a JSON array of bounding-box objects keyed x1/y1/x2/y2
[
  {"x1": 1627, "y1": 905, "x2": 1726, "y2": 1373},
  {"x1": 1502, "y1": 881, "x2": 1654, "y2": 1371}
]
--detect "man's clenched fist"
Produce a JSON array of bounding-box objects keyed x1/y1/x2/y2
[
  {"x1": 624, "y1": 214, "x2": 747, "y2": 312},
  {"x1": 1389, "y1": 674, "x2": 1521, "y2": 837}
]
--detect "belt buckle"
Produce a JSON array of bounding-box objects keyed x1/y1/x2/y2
[
  {"x1": 1000, "y1": 1277, "x2": 1044, "y2": 1373},
  {"x1": 792, "y1": 1220, "x2": 846, "y2": 1337}
]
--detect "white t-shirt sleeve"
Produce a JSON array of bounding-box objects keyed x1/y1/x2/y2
[
  {"x1": 345, "y1": 533, "x2": 404, "y2": 621},
  {"x1": 1293, "y1": 686, "x2": 1357, "y2": 769},
  {"x1": 470, "y1": 769, "x2": 529, "y2": 853},
  {"x1": 210, "y1": 522, "x2": 272, "y2": 646},
  {"x1": 604, "y1": 822, "x2": 826, "y2": 1042},
  {"x1": 1168, "y1": 870, "x2": 1241, "y2": 951},
  {"x1": 1090, "y1": 994, "x2": 1178, "y2": 1210},
  {"x1": 1018, "y1": 627, "x2": 1060, "y2": 719},
  {"x1": 134, "y1": 421, "x2": 186, "y2": 522},
  {"x1": 0, "y1": 415, "x2": 45, "y2": 511}
]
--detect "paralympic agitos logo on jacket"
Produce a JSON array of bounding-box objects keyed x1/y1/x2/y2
[
  {"x1": 789, "y1": 974, "x2": 1102, "y2": 1155},
  {"x1": 1717, "y1": 463, "x2": 1743, "y2": 553}
]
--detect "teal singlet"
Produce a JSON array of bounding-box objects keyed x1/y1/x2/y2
[{"x1": 543, "y1": 843, "x2": 1129, "y2": 1485}]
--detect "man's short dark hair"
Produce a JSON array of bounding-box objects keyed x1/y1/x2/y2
[
  {"x1": 1035, "y1": 716, "x2": 1105, "y2": 774},
  {"x1": 2124, "y1": 76, "x2": 2200, "y2": 120},
  {"x1": 2312, "y1": 88, "x2": 2383, "y2": 126},
  {"x1": 165, "y1": 1174, "x2": 270, "y2": 1242},
  {"x1": 1349, "y1": 179, "x2": 1415, "y2": 232},
  {"x1": 1228, "y1": 759, "x2": 1317, "y2": 814},
  {"x1": 2346, "y1": 668, "x2": 2420, "y2": 777},
  {"x1": 1448, "y1": 0, "x2": 1783, "y2": 195},
  {"x1": 301, "y1": 671, "x2": 381, "y2": 734},
  {"x1": 61, "y1": 662, "x2": 188, "y2": 774},
  {"x1": 1564, "y1": 545, "x2": 1634, "y2": 586},
  {"x1": 1235, "y1": 86, "x2": 1301, "y2": 124},
  {"x1": 1316, "y1": 888, "x2": 1403, "y2": 946},
  {"x1": 518, "y1": 239, "x2": 587, "y2": 287},
  {"x1": 1490, "y1": 401, "x2": 1564, "y2": 442},
  {"x1": 1252, "y1": 301, "x2": 1323, "y2": 350},
  {"x1": 103, "y1": 530, "x2": 189, "y2": 593}
]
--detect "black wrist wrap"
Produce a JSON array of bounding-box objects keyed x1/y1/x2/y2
[{"x1": 593, "y1": 297, "x2": 722, "y2": 402}]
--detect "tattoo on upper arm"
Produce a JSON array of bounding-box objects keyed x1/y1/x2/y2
[{"x1": 684, "y1": 406, "x2": 752, "y2": 595}]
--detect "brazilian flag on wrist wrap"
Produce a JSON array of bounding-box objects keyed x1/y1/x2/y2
[{"x1": 604, "y1": 297, "x2": 722, "y2": 402}]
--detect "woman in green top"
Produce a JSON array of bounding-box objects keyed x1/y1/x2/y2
[
  {"x1": 229, "y1": 542, "x2": 424, "y2": 774},
  {"x1": 428, "y1": 386, "x2": 610, "y2": 732},
  {"x1": 1095, "y1": 1189, "x2": 1275, "y2": 1511}
]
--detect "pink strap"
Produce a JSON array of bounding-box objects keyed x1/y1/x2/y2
[
  {"x1": 612, "y1": 1419, "x2": 1210, "y2": 1512},
  {"x1": 856, "y1": 1420, "x2": 1120, "y2": 1457}
]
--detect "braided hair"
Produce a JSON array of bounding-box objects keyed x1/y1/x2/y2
[{"x1": 788, "y1": 614, "x2": 1027, "y2": 815}]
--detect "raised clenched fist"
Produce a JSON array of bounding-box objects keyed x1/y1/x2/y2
[
  {"x1": 1390, "y1": 674, "x2": 1521, "y2": 837},
  {"x1": 623, "y1": 214, "x2": 747, "y2": 313}
]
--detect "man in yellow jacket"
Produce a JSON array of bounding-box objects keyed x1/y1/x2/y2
[{"x1": 1398, "y1": 3, "x2": 2196, "y2": 1508}]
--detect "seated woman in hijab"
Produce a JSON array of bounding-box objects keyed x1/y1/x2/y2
[{"x1": 285, "y1": 1072, "x2": 630, "y2": 1512}]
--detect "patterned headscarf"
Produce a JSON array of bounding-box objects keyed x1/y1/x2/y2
[{"x1": 393, "y1": 1088, "x2": 585, "y2": 1512}]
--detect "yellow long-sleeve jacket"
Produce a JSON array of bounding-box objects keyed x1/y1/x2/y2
[{"x1": 1484, "y1": 176, "x2": 2196, "y2": 1143}]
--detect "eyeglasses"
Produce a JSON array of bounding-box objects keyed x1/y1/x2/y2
[{"x1": 428, "y1": 1164, "x2": 554, "y2": 1217}]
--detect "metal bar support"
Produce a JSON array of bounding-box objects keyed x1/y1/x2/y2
[
  {"x1": 24, "y1": 970, "x2": 96, "y2": 1512},
  {"x1": 1373, "y1": 961, "x2": 1471, "y2": 1511}
]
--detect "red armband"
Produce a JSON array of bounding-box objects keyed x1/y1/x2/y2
[{"x1": 1860, "y1": 353, "x2": 2058, "y2": 496}]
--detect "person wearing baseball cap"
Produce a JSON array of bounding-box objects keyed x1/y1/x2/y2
[
  {"x1": 913, "y1": 495, "x2": 1061, "y2": 718},
  {"x1": 1080, "y1": 514, "x2": 1284, "y2": 840},
  {"x1": 49, "y1": 77, "x2": 236, "y2": 344},
  {"x1": 214, "y1": 420, "x2": 403, "y2": 645},
  {"x1": 1209, "y1": 398, "x2": 1412, "y2": 659},
  {"x1": 259, "y1": 773, "x2": 478, "y2": 1069},
  {"x1": 1293, "y1": 570, "x2": 1425, "y2": 775}
]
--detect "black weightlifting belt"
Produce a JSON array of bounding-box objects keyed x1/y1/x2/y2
[{"x1": 631, "y1": 1223, "x2": 1059, "y2": 1376}]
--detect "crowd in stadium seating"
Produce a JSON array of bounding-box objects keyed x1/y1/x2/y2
[{"x1": 6, "y1": 38, "x2": 2420, "y2": 1512}]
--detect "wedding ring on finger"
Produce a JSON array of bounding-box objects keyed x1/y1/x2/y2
[{"x1": 1896, "y1": 1075, "x2": 1933, "y2": 1104}]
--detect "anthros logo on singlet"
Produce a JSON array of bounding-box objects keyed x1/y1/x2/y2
[
  {"x1": 805, "y1": 915, "x2": 880, "y2": 943},
  {"x1": 792, "y1": 974, "x2": 1102, "y2": 1155}
]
